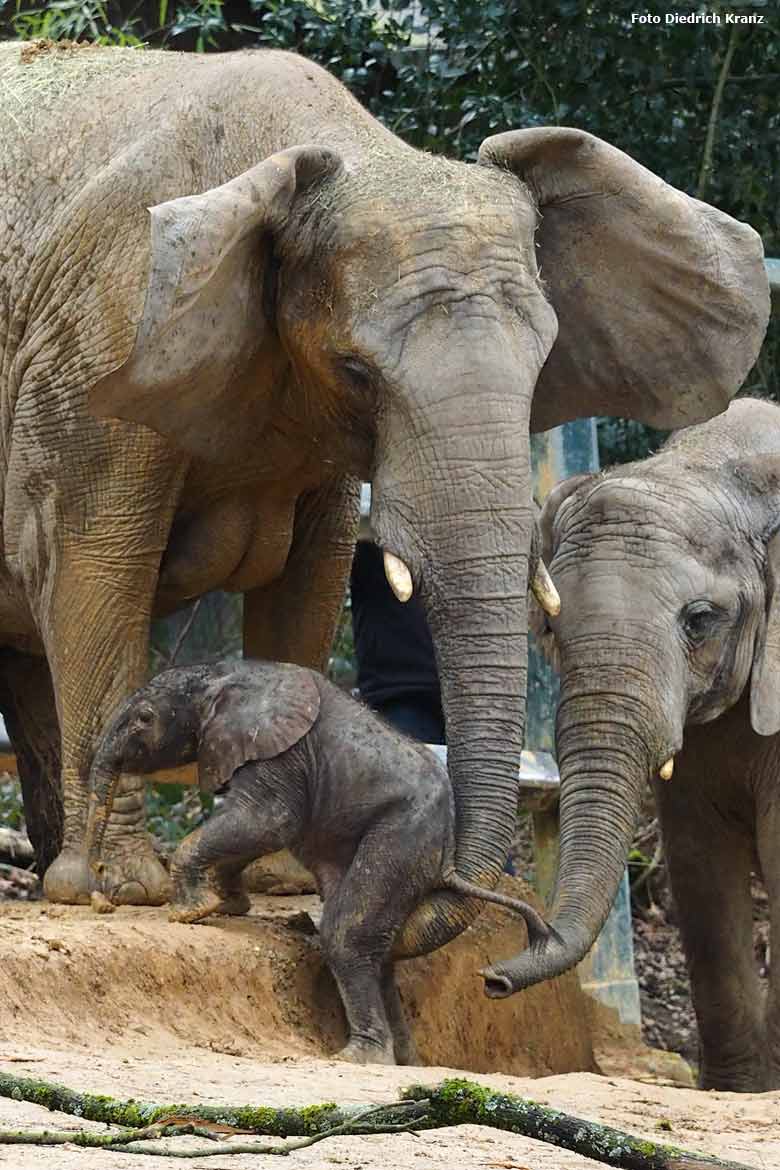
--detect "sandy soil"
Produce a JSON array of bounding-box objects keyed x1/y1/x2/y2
[
  {"x1": 0, "y1": 893, "x2": 777, "y2": 1169},
  {"x1": 1, "y1": 1050, "x2": 778, "y2": 1170}
]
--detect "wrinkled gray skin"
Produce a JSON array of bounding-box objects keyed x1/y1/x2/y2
[
  {"x1": 485, "y1": 398, "x2": 780, "y2": 1092},
  {"x1": 0, "y1": 43, "x2": 768, "y2": 927},
  {"x1": 86, "y1": 660, "x2": 549, "y2": 1065}
]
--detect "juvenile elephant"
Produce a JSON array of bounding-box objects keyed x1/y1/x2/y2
[
  {"x1": 86, "y1": 659, "x2": 549, "y2": 1063},
  {"x1": 0, "y1": 42, "x2": 769, "y2": 926},
  {"x1": 484, "y1": 398, "x2": 780, "y2": 1092}
]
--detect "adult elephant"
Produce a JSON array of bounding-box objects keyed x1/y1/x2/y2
[
  {"x1": 0, "y1": 42, "x2": 769, "y2": 921},
  {"x1": 484, "y1": 398, "x2": 780, "y2": 1089}
]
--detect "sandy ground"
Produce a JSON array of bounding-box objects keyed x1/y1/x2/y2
[
  {"x1": 0, "y1": 1049, "x2": 778, "y2": 1170},
  {"x1": 0, "y1": 893, "x2": 777, "y2": 1168}
]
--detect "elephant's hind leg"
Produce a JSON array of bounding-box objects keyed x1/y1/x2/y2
[
  {"x1": 319, "y1": 815, "x2": 431, "y2": 1066},
  {"x1": 381, "y1": 965, "x2": 419, "y2": 1066},
  {"x1": 0, "y1": 650, "x2": 62, "y2": 877}
]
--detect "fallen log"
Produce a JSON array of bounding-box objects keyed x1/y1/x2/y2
[
  {"x1": 0, "y1": 1070, "x2": 760, "y2": 1169},
  {"x1": 0, "y1": 1069, "x2": 369, "y2": 1135},
  {"x1": 408, "y1": 1079, "x2": 757, "y2": 1170},
  {"x1": 0, "y1": 828, "x2": 34, "y2": 867}
]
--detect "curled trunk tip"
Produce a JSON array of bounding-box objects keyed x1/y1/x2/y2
[
  {"x1": 479, "y1": 922, "x2": 591, "y2": 999},
  {"x1": 481, "y1": 969, "x2": 514, "y2": 1000}
]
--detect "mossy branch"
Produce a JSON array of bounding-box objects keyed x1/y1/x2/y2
[
  {"x1": 0, "y1": 1069, "x2": 356, "y2": 1135},
  {"x1": 404, "y1": 1080, "x2": 758, "y2": 1170},
  {"x1": 0, "y1": 1071, "x2": 759, "y2": 1169}
]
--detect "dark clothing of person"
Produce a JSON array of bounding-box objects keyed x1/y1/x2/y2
[
  {"x1": 350, "y1": 541, "x2": 445, "y2": 744},
  {"x1": 372, "y1": 696, "x2": 446, "y2": 746}
]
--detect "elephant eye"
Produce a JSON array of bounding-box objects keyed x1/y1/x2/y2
[
  {"x1": 338, "y1": 355, "x2": 377, "y2": 396},
  {"x1": 136, "y1": 705, "x2": 155, "y2": 726},
  {"x1": 680, "y1": 601, "x2": 721, "y2": 645}
]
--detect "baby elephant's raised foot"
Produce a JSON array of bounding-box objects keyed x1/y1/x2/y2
[
  {"x1": 170, "y1": 832, "x2": 251, "y2": 923},
  {"x1": 169, "y1": 888, "x2": 251, "y2": 924},
  {"x1": 335, "y1": 1039, "x2": 396, "y2": 1066}
]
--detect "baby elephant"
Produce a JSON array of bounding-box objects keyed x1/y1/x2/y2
[{"x1": 86, "y1": 659, "x2": 548, "y2": 1065}]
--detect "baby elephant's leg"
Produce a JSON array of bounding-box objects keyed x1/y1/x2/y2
[
  {"x1": 320, "y1": 813, "x2": 436, "y2": 1065},
  {"x1": 170, "y1": 763, "x2": 301, "y2": 923},
  {"x1": 381, "y1": 965, "x2": 418, "y2": 1066}
]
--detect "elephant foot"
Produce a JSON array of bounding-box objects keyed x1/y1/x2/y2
[
  {"x1": 45, "y1": 838, "x2": 173, "y2": 907},
  {"x1": 335, "y1": 1038, "x2": 396, "y2": 1066},
  {"x1": 100, "y1": 836, "x2": 172, "y2": 906},
  {"x1": 42, "y1": 848, "x2": 94, "y2": 905},
  {"x1": 243, "y1": 852, "x2": 317, "y2": 896},
  {"x1": 169, "y1": 888, "x2": 251, "y2": 924},
  {"x1": 393, "y1": 1036, "x2": 420, "y2": 1067}
]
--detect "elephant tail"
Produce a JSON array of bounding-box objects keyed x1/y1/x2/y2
[
  {"x1": 441, "y1": 870, "x2": 553, "y2": 946},
  {"x1": 392, "y1": 868, "x2": 553, "y2": 961}
]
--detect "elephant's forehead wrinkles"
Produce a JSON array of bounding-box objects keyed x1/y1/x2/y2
[{"x1": 560, "y1": 476, "x2": 748, "y2": 562}]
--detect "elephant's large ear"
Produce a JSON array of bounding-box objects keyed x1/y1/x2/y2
[
  {"x1": 89, "y1": 146, "x2": 342, "y2": 460},
  {"x1": 751, "y1": 530, "x2": 780, "y2": 736},
  {"x1": 478, "y1": 129, "x2": 770, "y2": 432},
  {"x1": 197, "y1": 663, "x2": 321, "y2": 793}
]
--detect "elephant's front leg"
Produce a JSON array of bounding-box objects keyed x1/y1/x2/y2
[
  {"x1": 242, "y1": 475, "x2": 360, "y2": 669},
  {"x1": 169, "y1": 765, "x2": 301, "y2": 923},
  {"x1": 654, "y1": 769, "x2": 769, "y2": 1091},
  {"x1": 35, "y1": 438, "x2": 185, "y2": 904}
]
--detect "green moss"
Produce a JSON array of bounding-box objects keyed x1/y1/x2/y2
[
  {"x1": 0, "y1": 1073, "x2": 342, "y2": 1138},
  {"x1": 299, "y1": 1103, "x2": 340, "y2": 1130},
  {"x1": 216, "y1": 1103, "x2": 340, "y2": 1136},
  {"x1": 430, "y1": 1079, "x2": 494, "y2": 1125}
]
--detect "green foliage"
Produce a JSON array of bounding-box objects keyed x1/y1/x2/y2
[
  {"x1": 145, "y1": 783, "x2": 212, "y2": 844},
  {"x1": 0, "y1": 776, "x2": 25, "y2": 832},
  {"x1": 597, "y1": 417, "x2": 669, "y2": 469},
  {"x1": 5, "y1": 0, "x2": 144, "y2": 44}
]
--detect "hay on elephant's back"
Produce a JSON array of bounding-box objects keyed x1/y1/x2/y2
[{"x1": 0, "y1": 39, "x2": 164, "y2": 136}]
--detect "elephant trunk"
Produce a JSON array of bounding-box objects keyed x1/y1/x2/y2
[
  {"x1": 481, "y1": 669, "x2": 657, "y2": 996},
  {"x1": 84, "y1": 737, "x2": 127, "y2": 875},
  {"x1": 379, "y1": 377, "x2": 536, "y2": 957}
]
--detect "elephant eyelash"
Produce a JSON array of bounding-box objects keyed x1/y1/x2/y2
[
  {"x1": 337, "y1": 356, "x2": 378, "y2": 396},
  {"x1": 679, "y1": 601, "x2": 724, "y2": 645}
]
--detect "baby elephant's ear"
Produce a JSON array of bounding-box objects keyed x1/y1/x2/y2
[
  {"x1": 198, "y1": 665, "x2": 321, "y2": 793},
  {"x1": 751, "y1": 530, "x2": 780, "y2": 736}
]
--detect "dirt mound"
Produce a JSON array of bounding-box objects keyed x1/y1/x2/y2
[{"x1": 0, "y1": 886, "x2": 594, "y2": 1076}]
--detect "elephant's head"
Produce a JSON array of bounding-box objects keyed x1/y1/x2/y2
[
  {"x1": 88, "y1": 121, "x2": 769, "y2": 953},
  {"x1": 482, "y1": 398, "x2": 780, "y2": 996},
  {"x1": 85, "y1": 665, "x2": 216, "y2": 869}
]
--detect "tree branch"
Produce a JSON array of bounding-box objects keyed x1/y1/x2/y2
[
  {"x1": 404, "y1": 1080, "x2": 758, "y2": 1170},
  {"x1": 696, "y1": 24, "x2": 740, "y2": 200},
  {"x1": 0, "y1": 1072, "x2": 761, "y2": 1169}
]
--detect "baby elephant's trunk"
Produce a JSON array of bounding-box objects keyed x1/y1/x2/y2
[{"x1": 84, "y1": 751, "x2": 124, "y2": 876}]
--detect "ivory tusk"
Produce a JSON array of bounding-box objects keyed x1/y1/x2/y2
[
  {"x1": 383, "y1": 550, "x2": 413, "y2": 602},
  {"x1": 659, "y1": 758, "x2": 674, "y2": 781},
  {"x1": 531, "y1": 560, "x2": 561, "y2": 617}
]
